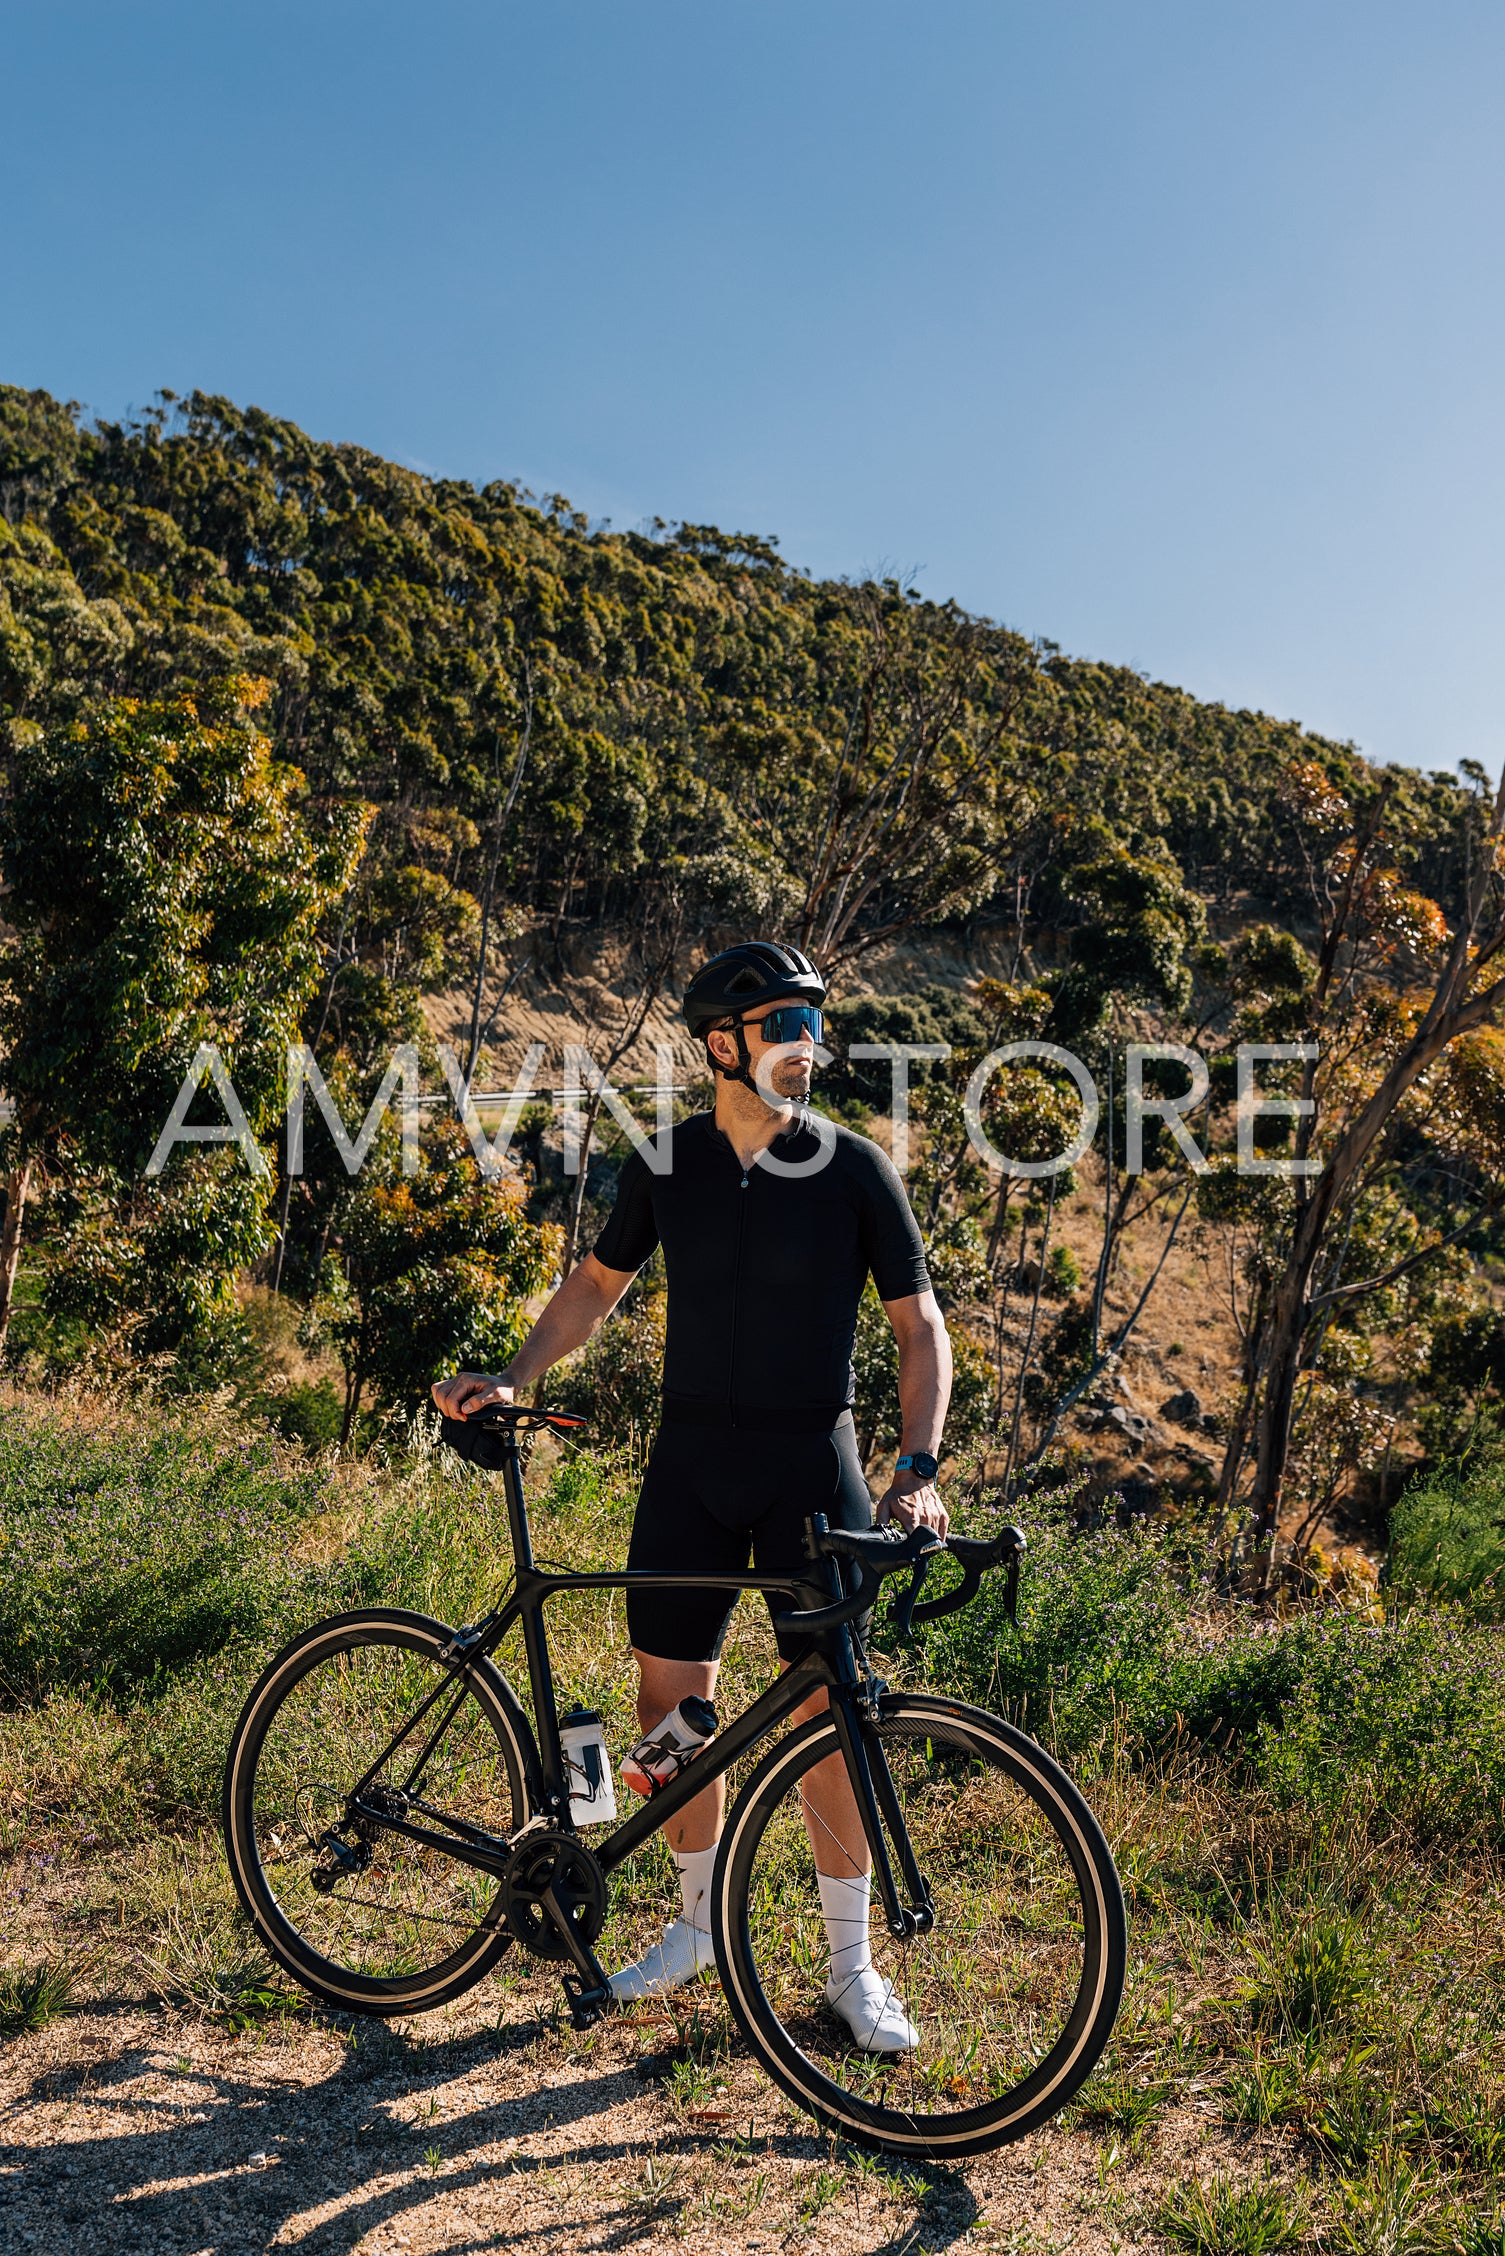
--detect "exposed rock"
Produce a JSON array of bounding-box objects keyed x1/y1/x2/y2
[
  {"x1": 1095, "y1": 1403, "x2": 1150, "y2": 1440},
  {"x1": 1159, "y1": 1388, "x2": 1205, "y2": 1428}
]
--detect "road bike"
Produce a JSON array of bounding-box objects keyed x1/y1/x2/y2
[{"x1": 222, "y1": 1405, "x2": 1125, "y2": 2157}]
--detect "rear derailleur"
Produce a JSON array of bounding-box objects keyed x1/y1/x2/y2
[{"x1": 308, "y1": 1781, "x2": 407, "y2": 1895}]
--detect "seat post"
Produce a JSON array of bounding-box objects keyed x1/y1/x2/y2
[{"x1": 501, "y1": 1428, "x2": 535, "y2": 1572}]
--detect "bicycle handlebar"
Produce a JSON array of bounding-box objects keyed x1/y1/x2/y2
[{"x1": 770, "y1": 1518, "x2": 1026, "y2": 1639}]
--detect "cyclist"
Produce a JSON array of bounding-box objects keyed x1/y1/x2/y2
[{"x1": 432, "y1": 940, "x2": 952, "y2": 2052}]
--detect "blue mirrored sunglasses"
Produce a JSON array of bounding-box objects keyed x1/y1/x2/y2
[{"x1": 741, "y1": 1004, "x2": 824, "y2": 1044}]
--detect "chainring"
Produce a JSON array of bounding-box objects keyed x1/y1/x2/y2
[{"x1": 501, "y1": 1827, "x2": 608, "y2": 1962}]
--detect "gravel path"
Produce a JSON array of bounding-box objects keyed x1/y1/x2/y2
[{"x1": 0, "y1": 1974, "x2": 1212, "y2": 2254}]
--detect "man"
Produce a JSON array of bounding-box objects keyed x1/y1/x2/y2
[{"x1": 432, "y1": 940, "x2": 951, "y2": 2051}]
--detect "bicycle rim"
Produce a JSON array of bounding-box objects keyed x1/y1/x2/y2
[
  {"x1": 714, "y1": 1692, "x2": 1125, "y2": 2156},
  {"x1": 224, "y1": 1610, "x2": 531, "y2": 2015}
]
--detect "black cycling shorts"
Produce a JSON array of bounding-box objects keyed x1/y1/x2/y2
[{"x1": 625, "y1": 1413, "x2": 873, "y2": 1664}]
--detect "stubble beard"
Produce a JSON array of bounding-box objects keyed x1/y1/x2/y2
[{"x1": 767, "y1": 1056, "x2": 812, "y2": 1103}]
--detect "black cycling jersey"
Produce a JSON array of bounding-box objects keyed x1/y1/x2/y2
[{"x1": 591, "y1": 1109, "x2": 931, "y2": 1423}]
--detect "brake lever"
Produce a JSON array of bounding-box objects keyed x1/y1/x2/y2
[
  {"x1": 891, "y1": 1554, "x2": 932, "y2": 1641},
  {"x1": 906, "y1": 1524, "x2": 1028, "y2": 1629}
]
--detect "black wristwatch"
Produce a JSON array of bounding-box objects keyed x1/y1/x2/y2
[{"x1": 895, "y1": 1450, "x2": 939, "y2": 1481}]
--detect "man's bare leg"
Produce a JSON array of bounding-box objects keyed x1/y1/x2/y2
[
  {"x1": 784, "y1": 1674, "x2": 869, "y2": 1877},
  {"x1": 631, "y1": 1650, "x2": 723, "y2": 1851},
  {"x1": 607, "y1": 1650, "x2": 722, "y2": 2001},
  {"x1": 783, "y1": 1669, "x2": 919, "y2": 2052}
]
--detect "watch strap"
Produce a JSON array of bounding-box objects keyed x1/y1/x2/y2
[{"x1": 896, "y1": 1451, "x2": 940, "y2": 1480}]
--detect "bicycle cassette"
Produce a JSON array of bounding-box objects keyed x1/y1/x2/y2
[{"x1": 501, "y1": 1826, "x2": 608, "y2": 1962}]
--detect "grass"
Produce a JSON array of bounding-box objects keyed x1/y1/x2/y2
[
  {"x1": 0, "y1": 1954, "x2": 81, "y2": 2037},
  {"x1": 1157, "y1": 2172, "x2": 1310, "y2": 2255},
  {"x1": 0, "y1": 1383, "x2": 1502, "y2": 2244},
  {"x1": 1068, "y1": 2062, "x2": 1171, "y2": 2142},
  {"x1": 1242, "y1": 1912, "x2": 1374, "y2": 2032}
]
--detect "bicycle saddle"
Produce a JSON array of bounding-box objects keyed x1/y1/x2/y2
[{"x1": 439, "y1": 1404, "x2": 588, "y2": 1469}]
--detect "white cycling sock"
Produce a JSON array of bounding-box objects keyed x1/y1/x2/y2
[
  {"x1": 817, "y1": 1867, "x2": 873, "y2": 1981},
  {"x1": 674, "y1": 1844, "x2": 717, "y2": 1934}
]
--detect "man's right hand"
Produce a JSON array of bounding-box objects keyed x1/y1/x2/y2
[{"x1": 431, "y1": 1371, "x2": 515, "y2": 1420}]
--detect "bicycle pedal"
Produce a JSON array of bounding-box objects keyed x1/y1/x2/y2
[{"x1": 561, "y1": 1971, "x2": 611, "y2": 2029}]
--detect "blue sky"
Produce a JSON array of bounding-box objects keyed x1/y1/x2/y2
[{"x1": 3, "y1": 1, "x2": 1502, "y2": 774}]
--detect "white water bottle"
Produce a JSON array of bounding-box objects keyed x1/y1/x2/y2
[
  {"x1": 559, "y1": 1707, "x2": 618, "y2": 1826},
  {"x1": 620, "y1": 1695, "x2": 719, "y2": 1796}
]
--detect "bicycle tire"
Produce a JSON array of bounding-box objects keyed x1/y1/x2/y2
[
  {"x1": 223, "y1": 1608, "x2": 537, "y2": 2016},
  {"x1": 712, "y1": 1691, "x2": 1125, "y2": 2157}
]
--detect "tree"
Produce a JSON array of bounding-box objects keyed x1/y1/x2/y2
[
  {"x1": 316, "y1": 1122, "x2": 560, "y2": 1443},
  {"x1": 1221, "y1": 762, "x2": 1505, "y2": 1545},
  {"x1": 0, "y1": 679, "x2": 365, "y2": 1359}
]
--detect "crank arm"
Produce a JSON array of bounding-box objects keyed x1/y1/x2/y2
[{"x1": 539, "y1": 1881, "x2": 612, "y2": 2027}]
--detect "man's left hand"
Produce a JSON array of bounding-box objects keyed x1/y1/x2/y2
[{"x1": 877, "y1": 1469, "x2": 949, "y2": 1540}]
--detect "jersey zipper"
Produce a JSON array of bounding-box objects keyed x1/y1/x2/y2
[{"x1": 727, "y1": 1159, "x2": 750, "y2": 1410}]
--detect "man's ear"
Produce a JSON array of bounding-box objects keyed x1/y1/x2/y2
[{"x1": 705, "y1": 1027, "x2": 734, "y2": 1070}]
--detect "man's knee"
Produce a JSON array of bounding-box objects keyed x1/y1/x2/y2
[{"x1": 633, "y1": 1649, "x2": 717, "y2": 1731}]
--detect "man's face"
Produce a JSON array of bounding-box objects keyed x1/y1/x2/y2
[{"x1": 715, "y1": 992, "x2": 819, "y2": 1102}]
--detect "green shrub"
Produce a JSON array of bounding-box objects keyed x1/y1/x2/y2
[
  {"x1": 821, "y1": 988, "x2": 985, "y2": 1112},
  {"x1": 256, "y1": 1378, "x2": 345, "y2": 1451},
  {"x1": 1241, "y1": 1608, "x2": 1505, "y2": 1845},
  {"x1": 1044, "y1": 1244, "x2": 1082, "y2": 1297},
  {"x1": 0, "y1": 1400, "x2": 337, "y2": 1698},
  {"x1": 915, "y1": 1505, "x2": 1199, "y2": 1754},
  {"x1": 548, "y1": 1291, "x2": 666, "y2": 1453},
  {"x1": 917, "y1": 1501, "x2": 1505, "y2": 1844},
  {"x1": 1388, "y1": 1456, "x2": 1505, "y2": 1620}
]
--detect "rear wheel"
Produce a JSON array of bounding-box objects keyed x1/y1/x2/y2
[
  {"x1": 713, "y1": 1692, "x2": 1125, "y2": 2156},
  {"x1": 223, "y1": 1609, "x2": 533, "y2": 2015}
]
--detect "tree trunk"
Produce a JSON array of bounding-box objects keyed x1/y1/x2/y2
[
  {"x1": 340, "y1": 1365, "x2": 363, "y2": 1450},
  {"x1": 1214, "y1": 1298, "x2": 1266, "y2": 1514},
  {"x1": 0, "y1": 1161, "x2": 31, "y2": 1354},
  {"x1": 464, "y1": 669, "x2": 533, "y2": 1103},
  {"x1": 561, "y1": 1088, "x2": 605, "y2": 1278},
  {"x1": 1247, "y1": 1263, "x2": 1311, "y2": 1543}
]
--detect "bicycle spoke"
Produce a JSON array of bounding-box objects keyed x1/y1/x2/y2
[
  {"x1": 232, "y1": 1620, "x2": 523, "y2": 2000},
  {"x1": 720, "y1": 1696, "x2": 1124, "y2": 2153}
]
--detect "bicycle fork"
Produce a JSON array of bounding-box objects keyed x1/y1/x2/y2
[{"x1": 826, "y1": 1691, "x2": 934, "y2": 1940}]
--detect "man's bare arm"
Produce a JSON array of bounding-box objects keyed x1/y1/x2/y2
[
  {"x1": 875, "y1": 1288, "x2": 953, "y2": 1537},
  {"x1": 430, "y1": 1252, "x2": 638, "y2": 1418}
]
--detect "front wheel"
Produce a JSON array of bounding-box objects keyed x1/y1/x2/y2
[
  {"x1": 712, "y1": 1692, "x2": 1125, "y2": 2157},
  {"x1": 223, "y1": 1609, "x2": 535, "y2": 2016}
]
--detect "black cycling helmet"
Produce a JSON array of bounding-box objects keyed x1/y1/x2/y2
[{"x1": 682, "y1": 940, "x2": 826, "y2": 1036}]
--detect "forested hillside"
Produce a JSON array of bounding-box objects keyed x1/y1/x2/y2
[{"x1": 2, "y1": 381, "x2": 1505, "y2": 1592}]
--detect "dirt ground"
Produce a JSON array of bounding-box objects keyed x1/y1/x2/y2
[{"x1": 0, "y1": 1970, "x2": 1279, "y2": 2256}]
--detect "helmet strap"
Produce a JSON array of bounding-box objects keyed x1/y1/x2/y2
[{"x1": 706, "y1": 1022, "x2": 758, "y2": 1092}]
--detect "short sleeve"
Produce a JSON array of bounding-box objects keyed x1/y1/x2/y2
[
  {"x1": 857, "y1": 1141, "x2": 932, "y2": 1301},
  {"x1": 591, "y1": 1148, "x2": 660, "y2": 1274}
]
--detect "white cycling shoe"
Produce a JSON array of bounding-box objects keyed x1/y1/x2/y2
[
  {"x1": 609, "y1": 1918, "x2": 717, "y2": 2003},
  {"x1": 824, "y1": 1967, "x2": 921, "y2": 2053}
]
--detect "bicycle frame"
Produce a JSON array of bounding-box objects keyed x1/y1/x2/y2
[{"x1": 350, "y1": 1423, "x2": 930, "y2": 1941}]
